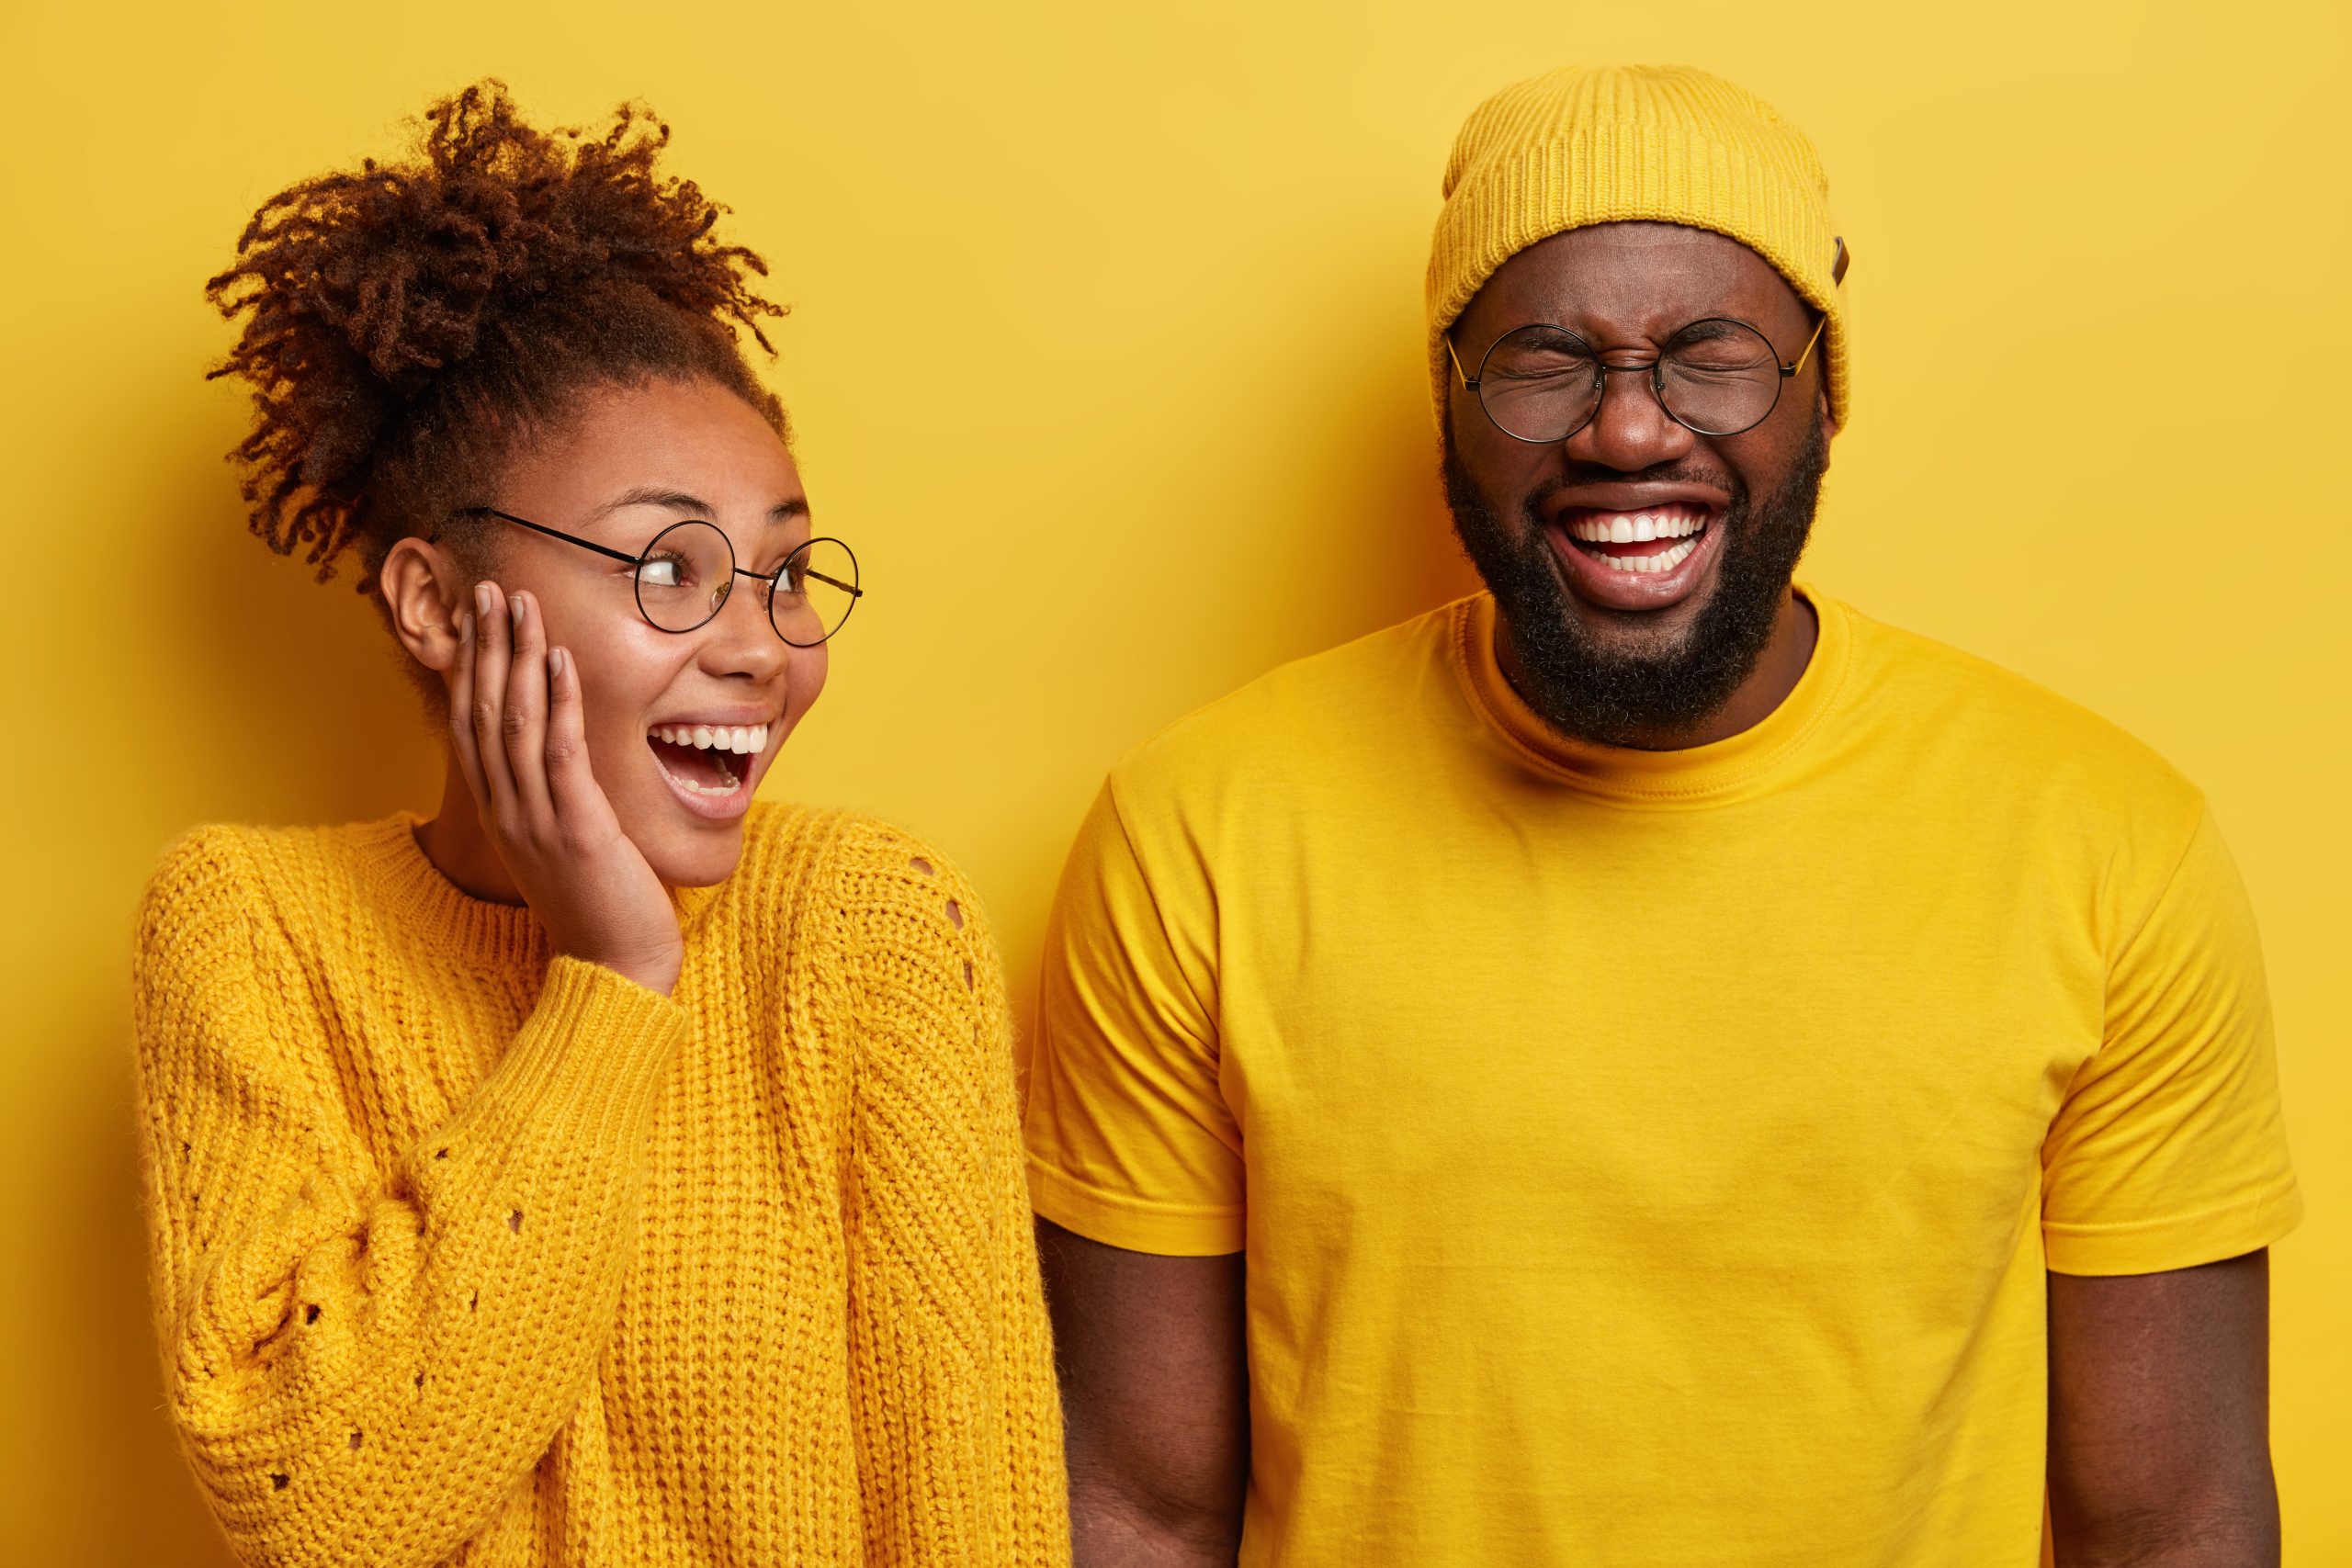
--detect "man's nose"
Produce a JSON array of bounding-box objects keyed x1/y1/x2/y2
[{"x1": 1565, "y1": 363, "x2": 1698, "y2": 471}]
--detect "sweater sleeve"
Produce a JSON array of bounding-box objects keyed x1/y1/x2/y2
[
  {"x1": 132, "y1": 829, "x2": 687, "y2": 1568},
  {"x1": 830, "y1": 823, "x2": 1072, "y2": 1568}
]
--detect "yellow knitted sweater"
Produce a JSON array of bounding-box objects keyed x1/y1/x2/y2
[{"x1": 132, "y1": 804, "x2": 1069, "y2": 1567}]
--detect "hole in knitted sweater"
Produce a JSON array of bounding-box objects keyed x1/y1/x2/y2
[
  {"x1": 944, "y1": 898, "x2": 964, "y2": 931},
  {"x1": 469, "y1": 1290, "x2": 479, "y2": 1313},
  {"x1": 435, "y1": 1148, "x2": 449, "y2": 1161},
  {"x1": 413, "y1": 1371, "x2": 425, "y2": 1391},
  {"x1": 910, "y1": 856, "x2": 933, "y2": 875},
  {"x1": 349, "y1": 1430, "x2": 363, "y2": 1450},
  {"x1": 963, "y1": 960, "x2": 974, "y2": 991},
  {"x1": 304, "y1": 1304, "x2": 321, "y2": 1325},
  {"x1": 508, "y1": 1209, "x2": 523, "y2": 1234},
  {"x1": 270, "y1": 1472, "x2": 288, "y2": 1491}
]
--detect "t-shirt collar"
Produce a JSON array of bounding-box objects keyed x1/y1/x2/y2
[{"x1": 1451, "y1": 583, "x2": 1853, "y2": 804}]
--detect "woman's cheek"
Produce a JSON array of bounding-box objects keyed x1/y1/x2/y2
[
  {"x1": 571, "y1": 673, "x2": 650, "y2": 787},
  {"x1": 786, "y1": 647, "x2": 830, "y2": 729}
]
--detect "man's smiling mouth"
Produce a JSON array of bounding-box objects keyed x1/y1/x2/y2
[
  {"x1": 646, "y1": 722, "x2": 770, "y2": 797},
  {"x1": 1558, "y1": 502, "x2": 1711, "y2": 575}
]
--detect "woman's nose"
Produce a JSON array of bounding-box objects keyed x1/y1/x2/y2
[{"x1": 698, "y1": 575, "x2": 788, "y2": 679}]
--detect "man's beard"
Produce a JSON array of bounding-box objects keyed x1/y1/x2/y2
[{"x1": 1442, "y1": 417, "x2": 1830, "y2": 748}]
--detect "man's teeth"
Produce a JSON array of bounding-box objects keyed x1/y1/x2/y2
[
  {"x1": 1566, "y1": 511, "x2": 1707, "y2": 544},
  {"x1": 648, "y1": 722, "x2": 770, "y2": 754},
  {"x1": 1593, "y1": 537, "x2": 1701, "y2": 574},
  {"x1": 1562, "y1": 509, "x2": 1707, "y2": 575}
]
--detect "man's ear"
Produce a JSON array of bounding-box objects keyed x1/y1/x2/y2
[
  {"x1": 1817, "y1": 382, "x2": 1839, "y2": 443},
  {"x1": 381, "y1": 538, "x2": 469, "y2": 678}
]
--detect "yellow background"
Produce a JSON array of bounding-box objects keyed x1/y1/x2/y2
[{"x1": 2, "y1": 1, "x2": 2343, "y2": 1560}]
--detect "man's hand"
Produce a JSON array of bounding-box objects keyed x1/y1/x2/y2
[
  {"x1": 1037, "y1": 1218, "x2": 1249, "y2": 1568},
  {"x1": 2048, "y1": 1250, "x2": 2278, "y2": 1567}
]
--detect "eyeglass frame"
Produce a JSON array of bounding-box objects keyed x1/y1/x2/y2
[
  {"x1": 437, "y1": 505, "x2": 864, "y2": 648},
  {"x1": 1445, "y1": 310, "x2": 1829, "y2": 445}
]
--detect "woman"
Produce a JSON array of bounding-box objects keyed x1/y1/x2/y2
[{"x1": 134, "y1": 83, "x2": 1067, "y2": 1567}]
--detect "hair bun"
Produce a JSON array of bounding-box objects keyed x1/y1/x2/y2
[
  {"x1": 216, "y1": 81, "x2": 775, "y2": 389},
  {"x1": 209, "y1": 80, "x2": 784, "y2": 579}
]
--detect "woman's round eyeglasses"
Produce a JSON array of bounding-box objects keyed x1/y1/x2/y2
[
  {"x1": 1446, "y1": 312, "x2": 1827, "y2": 445},
  {"x1": 445, "y1": 507, "x2": 863, "y2": 647}
]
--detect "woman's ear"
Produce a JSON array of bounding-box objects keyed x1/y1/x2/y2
[{"x1": 381, "y1": 538, "x2": 468, "y2": 677}]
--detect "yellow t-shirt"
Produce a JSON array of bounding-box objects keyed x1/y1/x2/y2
[{"x1": 1026, "y1": 589, "x2": 2300, "y2": 1568}]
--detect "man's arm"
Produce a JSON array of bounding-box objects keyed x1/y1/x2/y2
[
  {"x1": 1037, "y1": 1218, "x2": 1248, "y2": 1568},
  {"x1": 2047, "y1": 1250, "x2": 2278, "y2": 1568}
]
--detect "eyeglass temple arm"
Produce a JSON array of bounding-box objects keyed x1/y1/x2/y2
[
  {"x1": 1784, "y1": 313, "x2": 1830, "y2": 378},
  {"x1": 1444, "y1": 333, "x2": 1476, "y2": 389},
  {"x1": 1786, "y1": 237, "x2": 1849, "y2": 378},
  {"x1": 454, "y1": 507, "x2": 644, "y2": 567}
]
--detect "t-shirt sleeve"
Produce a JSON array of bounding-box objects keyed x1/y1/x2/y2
[
  {"x1": 2041, "y1": 805, "x2": 2301, "y2": 1275},
  {"x1": 1024, "y1": 776, "x2": 1244, "y2": 1256}
]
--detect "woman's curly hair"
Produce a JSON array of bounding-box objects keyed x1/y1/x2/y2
[{"x1": 208, "y1": 80, "x2": 787, "y2": 587}]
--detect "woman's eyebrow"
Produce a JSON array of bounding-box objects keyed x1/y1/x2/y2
[
  {"x1": 591, "y1": 488, "x2": 809, "y2": 523},
  {"x1": 596, "y1": 486, "x2": 714, "y2": 517}
]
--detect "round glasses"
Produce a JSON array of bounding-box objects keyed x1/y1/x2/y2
[
  {"x1": 452, "y1": 509, "x2": 863, "y2": 647},
  {"x1": 1451, "y1": 315, "x2": 1825, "y2": 445},
  {"x1": 634, "y1": 520, "x2": 861, "y2": 646}
]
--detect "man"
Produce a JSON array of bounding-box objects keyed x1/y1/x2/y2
[{"x1": 1025, "y1": 65, "x2": 2300, "y2": 1568}]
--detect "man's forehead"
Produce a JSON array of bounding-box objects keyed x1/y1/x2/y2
[{"x1": 1476, "y1": 221, "x2": 1801, "y2": 324}]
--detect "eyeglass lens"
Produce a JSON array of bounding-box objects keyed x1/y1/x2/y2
[
  {"x1": 774, "y1": 537, "x2": 859, "y2": 648},
  {"x1": 1476, "y1": 319, "x2": 1787, "y2": 442},
  {"x1": 635, "y1": 520, "x2": 738, "y2": 632},
  {"x1": 632, "y1": 519, "x2": 860, "y2": 646}
]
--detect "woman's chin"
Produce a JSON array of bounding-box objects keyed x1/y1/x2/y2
[{"x1": 622, "y1": 818, "x2": 747, "y2": 891}]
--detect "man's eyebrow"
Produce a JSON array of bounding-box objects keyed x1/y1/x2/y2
[
  {"x1": 769, "y1": 498, "x2": 810, "y2": 524},
  {"x1": 1667, "y1": 317, "x2": 1754, "y2": 343}
]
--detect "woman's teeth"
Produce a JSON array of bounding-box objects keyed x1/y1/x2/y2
[
  {"x1": 649, "y1": 723, "x2": 769, "y2": 754},
  {"x1": 664, "y1": 763, "x2": 740, "y2": 796},
  {"x1": 646, "y1": 722, "x2": 770, "y2": 798}
]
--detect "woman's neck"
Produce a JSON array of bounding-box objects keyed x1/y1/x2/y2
[{"x1": 413, "y1": 757, "x2": 527, "y2": 906}]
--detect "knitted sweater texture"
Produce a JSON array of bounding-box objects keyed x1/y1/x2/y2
[{"x1": 132, "y1": 804, "x2": 1069, "y2": 1567}]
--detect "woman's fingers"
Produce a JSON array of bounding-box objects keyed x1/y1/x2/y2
[
  {"x1": 541, "y1": 644, "x2": 608, "y2": 829},
  {"x1": 446, "y1": 602, "x2": 492, "y2": 810},
  {"x1": 469, "y1": 581, "x2": 520, "y2": 821},
  {"x1": 502, "y1": 591, "x2": 554, "y2": 825}
]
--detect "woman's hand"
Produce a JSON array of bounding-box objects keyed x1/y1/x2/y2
[{"x1": 449, "y1": 581, "x2": 684, "y2": 996}]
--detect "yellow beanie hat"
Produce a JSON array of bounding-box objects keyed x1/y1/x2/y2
[{"x1": 1427, "y1": 64, "x2": 1849, "y2": 429}]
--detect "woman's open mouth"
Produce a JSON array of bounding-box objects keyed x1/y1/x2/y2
[{"x1": 647, "y1": 722, "x2": 769, "y2": 817}]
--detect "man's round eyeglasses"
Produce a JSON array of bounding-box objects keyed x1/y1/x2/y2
[
  {"x1": 443, "y1": 507, "x2": 863, "y2": 647},
  {"x1": 1446, "y1": 312, "x2": 1827, "y2": 445}
]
